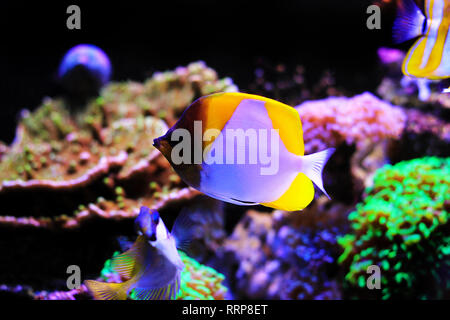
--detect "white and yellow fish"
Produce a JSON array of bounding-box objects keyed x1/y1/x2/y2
[
  {"x1": 393, "y1": 0, "x2": 450, "y2": 93},
  {"x1": 153, "y1": 92, "x2": 335, "y2": 212}
]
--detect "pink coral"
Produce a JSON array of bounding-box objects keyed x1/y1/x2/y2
[
  {"x1": 296, "y1": 92, "x2": 406, "y2": 154},
  {"x1": 377, "y1": 47, "x2": 405, "y2": 65}
]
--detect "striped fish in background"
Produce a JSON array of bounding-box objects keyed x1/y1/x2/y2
[{"x1": 393, "y1": 0, "x2": 450, "y2": 92}]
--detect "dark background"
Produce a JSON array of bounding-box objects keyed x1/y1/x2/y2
[{"x1": 0, "y1": 0, "x2": 396, "y2": 143}]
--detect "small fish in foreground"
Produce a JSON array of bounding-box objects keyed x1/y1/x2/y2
[
  {"x1": 393, "y1": 0, "x2": 450, "y2": 95},
  {"x1": 153, "y1": 92, "x2": 335, "y2": 212},
  {"x1": 85, "y1": 206, "x2": 196, "y2": 300}
]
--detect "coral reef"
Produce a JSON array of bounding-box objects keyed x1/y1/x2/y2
[
  {"x1": 218, "y1": 199, "x2": 352, "y2": 299},
  {"x1": 2, "y1": 52, "x2": 449, "y2": 301},
  {"x1": 176, "y1": 251, "x2": 228, "y2": 300},
  {"x1": 0, "y1": 62, "x2": 237, "y2": 295},
  {"x1": 296, "y1": 92, "x2": 406, "y2": 202},
  {"x1": 92, "y1": 61, "x2": 238, "y2": 127},
  {"x1": 338, "y1": 157, "x2": 450, "y2": 299},
  {"x1": 296, "y1": 92, "x2": 405, "y2": 154}
]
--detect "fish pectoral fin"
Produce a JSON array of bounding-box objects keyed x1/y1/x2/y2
[
  {"x1": 132, "y1": 273, "x2": 181, "y2": 300},
  {"x1": 393, "y1": 0, "x2": 426, "y2": 43},
  {"x1": 172, "y1": 207, "x2": 198, "y2": 252},
  {"x1": 85, "y1": 280, "x2": 129, "y2": 300},
  {"x1": 111, "y1": 235, "x2": 147, "y2": 279}
]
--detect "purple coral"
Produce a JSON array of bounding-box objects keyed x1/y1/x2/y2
[{"x1": 220, "y1": 201, "x2": 351, "y2": 299}]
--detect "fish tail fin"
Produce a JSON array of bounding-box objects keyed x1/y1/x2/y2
[
  {"x1": 85, "y1": 280, "x2": 130, "y2": 300},
  {"x1": 300, "y1": 148, "x2": 335, "y2": 199},
  {"x1": 393, "y1": 0, "x2": 426, "y2": 43}
]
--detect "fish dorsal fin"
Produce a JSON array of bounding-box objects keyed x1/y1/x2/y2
[
  {"x1": 263, "y1": 98, "x2": 304, "y2": 156},
  {"x1": 111, "y1": 235, "x2": 147, "y2": 279},
  {"x1": 196, "y1": 92, "x2": 304, "y2": 155},
  {"x1": 393, "y1": 0, "x2": 426, "y2": 43}
]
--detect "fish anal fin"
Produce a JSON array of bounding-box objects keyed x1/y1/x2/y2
[
  {"x1": 85, "y1": 280, "x2": 128, "y2": 300},
  {"x1": 262, "y1": 172, "x2": 314, "y2": 211}
]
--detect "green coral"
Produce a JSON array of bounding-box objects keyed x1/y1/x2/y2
[
  {"x1": 99, "y1": 250, "x2": 228, "y2": 300},
  {"x1": 338, "y1": 157, "x2": 450, "y2": 299},
  {"x1": 177, "y1": 251, "x2": 227, "y2": 300},
  {"x1": 21, "y1": 99, "x2": 75, "y2": 141}
]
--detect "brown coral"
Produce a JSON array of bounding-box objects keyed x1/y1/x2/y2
[{"x1": 0, "y1": 62, "x2": 237, "y2": 295}]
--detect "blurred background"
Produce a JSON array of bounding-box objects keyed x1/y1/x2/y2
[{"x1": 1, "y1": 0, "x2": 389, "y2": 143}]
